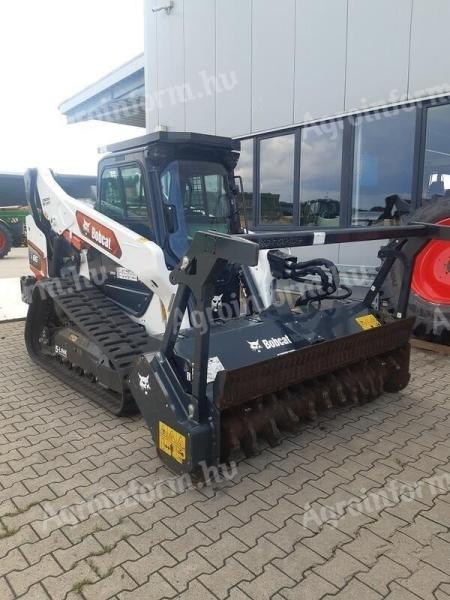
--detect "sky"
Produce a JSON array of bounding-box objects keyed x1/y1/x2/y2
[{"x1": 0, "y1": 0, "x2": 144, "y2": 175}]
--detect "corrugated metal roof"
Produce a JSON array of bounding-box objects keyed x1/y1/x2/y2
[{"x1": 59, "y1": 54, "x2": 145, "y2": 128}]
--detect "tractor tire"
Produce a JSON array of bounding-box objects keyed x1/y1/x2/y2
[
  {"x1": 0, "y1": 222, "x2": 13, "y2": 259},
  {"x1": 382, "y1": 197, "x2": 450, "y2": 345}
]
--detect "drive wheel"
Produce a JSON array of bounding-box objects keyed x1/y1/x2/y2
[
  {"x1": 382, "y1": 197, "x2": 450, "y2": 345},
  {"x1": 0, "y1": 222, "x2": 13, "y2": 259}
]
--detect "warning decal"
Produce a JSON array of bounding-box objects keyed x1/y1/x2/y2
[
  {"x1": 355, "y1": 314, "x2": 381, "y2": 330},
  {"x1": 159, "y1": 422, "x2": 186, "y2": 464}
]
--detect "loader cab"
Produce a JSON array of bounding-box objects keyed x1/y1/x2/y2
[
  {"x1": 94, "y1": 132, "x2": 242, "y2": 317},
  {"x1": 103, "y1": 132, "x2": 242, "y2": 264}
]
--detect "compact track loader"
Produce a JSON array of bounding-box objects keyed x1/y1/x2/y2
[{"x1": 21, "y1": 132, "x2": 450, "y2": 475}]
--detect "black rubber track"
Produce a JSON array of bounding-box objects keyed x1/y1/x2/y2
[{"x1": 25, "y1": 277, "x2": 156, "y2": 416}]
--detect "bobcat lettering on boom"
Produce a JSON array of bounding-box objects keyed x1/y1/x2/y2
[
  {"x1": 90, "y1": 225, "x2": 112, "y2": 251},
  {"x1": 75, "y1": 211, "x2": 122, "y2": 258}
]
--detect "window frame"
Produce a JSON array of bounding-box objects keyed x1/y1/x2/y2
[
  {"x1": 99, "y1": 161, "x2": 151, "y2": 225},
  {"x1": 298, "y1": 120, "x2": 345, "y2": 229},
  {"x1": 415, "y1": 101, "x2": 450, "y2": 205},
  {"x1": 119, "y1": 163, "x2": 150, "y2": 221},
  {"x1": 99, "y1": 165, "x2": 126, "y2": 219},
  {"x1": 233, "y1": 136, "x2": 256, "y2": 227},
  {"x1": 255, "y1": 128, "x2": 300, "y2": 230},
  {"x1": 348, "y1": 105, "x2": 418, "y2": 227}
]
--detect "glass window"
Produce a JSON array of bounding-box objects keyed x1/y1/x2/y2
[
  {"x1": 235, "y1": 139, "x2": 254, "y2": 227},
  {"x1": 99, "y1": 167, "x2": 125, "y2": 219},
  {"x1": 352, "y1": 108, "x2": 416, "y2": 226},
  {"x1": 299, "y1": 122, "x2": 343, "y2": 227},
  {"x1": 121, "y1": 165, "x2": 148, "y2": 219},
  {"x1": 161, "y1": 160, "x2": 231, "y2": 241},
  {"x1": 422, "y1": 103, "x2": 450, "y2": 200},
  {"x1": 160, "y1": 169, "x2": 171, "y2": 201},
  {"x1": 259, "y1": 134, "x2": 295, "y2": 225}
]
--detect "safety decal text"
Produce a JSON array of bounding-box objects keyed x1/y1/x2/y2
[
  {"x1": 159, "y1": 422, "x2": 186, "y2": 464},
  {"x1": 355, "y1": 314, "x2": 381, "y2": 330}
]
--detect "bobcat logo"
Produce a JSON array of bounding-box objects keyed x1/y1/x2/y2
[
  {"x1": 82, "y1": 218, "x2": 91, "y2": 235},
  {"x1": 211, "y1": 294, "x2": 223, "y2": 312},
  {"x1": 138, "y1": 373, "x2": 151, "y2": 394},
  {"x1": 247, "y1": 340, "x2": 263, "y2": 353}
]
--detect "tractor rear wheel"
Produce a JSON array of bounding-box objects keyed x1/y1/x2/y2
[
  {"x1": 382, "y1": 197, "x2": 450, "y2": 345},
  {"x1": 0, "y1": 222, "x2": 13, "y2": 259}
]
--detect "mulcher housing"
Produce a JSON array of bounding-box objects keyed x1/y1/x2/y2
[{"x1": 129, "y1": 224, "x2": 450, "y2": 475}]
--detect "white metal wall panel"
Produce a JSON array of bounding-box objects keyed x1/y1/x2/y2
[
  {"x1": 184, "y1": 0, "x2": 216, "y2": 134},
  {"x1": 345, "y1": 0, "x2": 412, "y2": 112},
  {"x1": 155, "y1": 0, "x2": 186, "y2": 131},
  {"x1": 294, "y1": 0, "x2": 347, "y2": 123},
  {"x1": 145, "y1": 3, "x2": 159, "y2": 132},
  {"x1": 216, "y1": 0, "x2": 252, "y2": 137},
  {"x1": 251, "y1": 0, "x2": 296, "y2": 133},
  {"x1": 409, "y1": 0, "x2": 450, "y2": 99}
]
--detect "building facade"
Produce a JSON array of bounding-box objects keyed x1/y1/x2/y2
[{"x1": 143, "y1": 0, "x2": 450, "y2": 267}]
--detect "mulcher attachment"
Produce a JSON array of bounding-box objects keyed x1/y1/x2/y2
[{"x1": 129, "y1": 228, "x2": 426, "y2": 475}]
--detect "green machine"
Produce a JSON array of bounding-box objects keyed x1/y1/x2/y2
[{"x1": 0, "y1": 173, "x2": 28, "y2": 258}]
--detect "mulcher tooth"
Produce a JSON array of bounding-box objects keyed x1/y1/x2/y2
[
  {"x1": 386, "y1": 355, "x2": 401, "y2": 374},
  {"x1": 269, "y1": 393, "x2": 298, "y2": 434},
  {"x1": 343, "y1": 367, "x2": 368, "y2": 404},
  {"x1": 282, "y1": 403, "x2": 300, "y2": 432},
  {"x1": 283, "y1": 389, "x2": 307, "y2": 427},
  {"x1": 241, "y1": 423, "x2": 259, "y2": 457},
  {"x1": 292, "y1": 385, "x2": 318, "y2": 421},
  {"x1": 268, "y1": 395, "x2": 283, "y2": 444},
  {"x1": 367, "y1": 360, "x2": 384, "y2": 397},
  {"x1": 262, "y1": 417, "x2": 281, "y2": 447},
  {"x1": 352, "y1": 368, "x2": 371, "y2": 404},
  {"x1": 361, "y1": 364, "x2": 378, "y2": 400},
  {"x1": 223, "y1": 418, "x2": 242, "y2": 454},
  {"x1": 329, "y1": 373, "x2": 348, "y2": 407},
  {"x1": 313, "y1": 380, "x2": 333, "y2": 411},
  {"x1": 339, "y1": 370, "x2": 360, "y2": 405}
]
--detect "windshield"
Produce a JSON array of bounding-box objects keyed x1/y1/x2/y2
[{"x1": 161, "y1": 160, "x2": 232, "y2": 243}]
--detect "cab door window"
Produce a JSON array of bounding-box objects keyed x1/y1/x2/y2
[
  {"x1": 121, "y1": 165, "x2": 149, "y2": 219},
  {"x1": 99, "y1": 168, "x2": 125, "y2": 220},
  {"x1": 99, "y1": 164, "x2": 152, "y2": 238}
]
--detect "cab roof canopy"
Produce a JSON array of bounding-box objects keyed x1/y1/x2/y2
[{"x1": 105, "y1": 131, "x2": 241, "y2": 154}]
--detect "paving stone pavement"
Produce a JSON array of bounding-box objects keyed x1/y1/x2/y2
[{"x1": 0, "y1": 320, "x2": 449, "y2": 600}]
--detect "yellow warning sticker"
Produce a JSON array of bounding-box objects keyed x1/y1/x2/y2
[
  {"x1": 355, "y1": 314, "x2": 381, "y2": 330},
  {"x1": 159, "y1": 422, "x2": 186, "y2": 464}
]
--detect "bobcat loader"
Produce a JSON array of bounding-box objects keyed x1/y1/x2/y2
[{"x1": 21, "y1": 131, "x2": 450, "y2": 475}]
